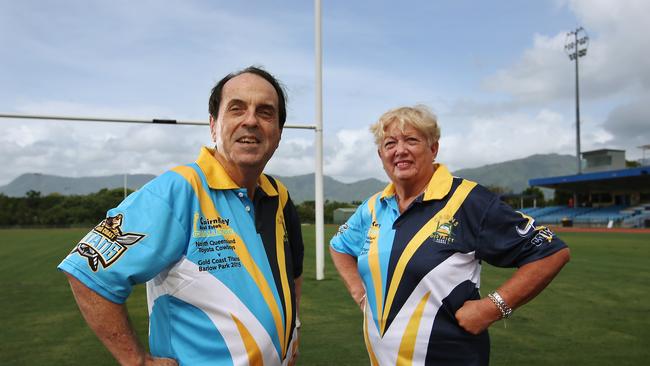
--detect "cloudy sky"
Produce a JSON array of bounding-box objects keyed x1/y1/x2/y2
[{"x1": 1, "y1": 0, "x2": 648, "y2": 186}]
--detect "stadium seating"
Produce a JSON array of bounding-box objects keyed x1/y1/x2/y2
[
  {"x1": 573, "y1": 205, "x2": 630, "y2": 225},
  {"x1": 524, "y1": 204, "x2": 650, "y2": 226},
  {"x1": 621, "y1": 203, "x2": 650, "y2": 228},
  {"x1": 519, "y1": 206, "x2": 564, "y2": 217}
]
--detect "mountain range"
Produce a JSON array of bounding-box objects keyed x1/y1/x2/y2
[{"x1": 0, "y1": 153, "x2": 577, "y2": 202}]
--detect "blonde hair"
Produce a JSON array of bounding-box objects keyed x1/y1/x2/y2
[{"x1": 370, "y1": 105, "x2": 440, "y2": 147}]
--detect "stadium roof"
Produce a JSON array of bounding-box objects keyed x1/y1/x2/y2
[
  {"x1": 529, "y1": 166, "x2": 650, "y2": 192},
  {"x1": 581, "y1": 148, "x2": 625, "y2": 156}
]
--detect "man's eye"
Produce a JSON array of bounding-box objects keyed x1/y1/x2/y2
[{"x1": 258, "y1": 108, "x2": 276, "y2": 119}]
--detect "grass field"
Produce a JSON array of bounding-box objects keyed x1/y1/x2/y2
[{"x1": 1, "y1": 226, "x2": 648, "y2": 365}]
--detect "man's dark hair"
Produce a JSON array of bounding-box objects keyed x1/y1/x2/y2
[{"x1": 209, "y1": 66, "x2": 287, "y2": 129}]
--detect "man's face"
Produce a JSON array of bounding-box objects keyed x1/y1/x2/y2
[
  {"x1": 378, "y1": 122, "x2": 438, "y2": 187},
  {"x1": 210, "y1": 73, "x2": 281, "y2": 173}
]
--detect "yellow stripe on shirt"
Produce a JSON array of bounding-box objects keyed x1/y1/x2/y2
[
  {"x1": 172, "y1": 165, "x2": 286, "y2": 355},
  {"x1": 397, "y1": 292, "x2": 431, "y2": 365},
  {"x1": 231, "y1": 313, "x2": 264, "y2": 366},
  {"x1": 366, "y1": 192, "x2": 384, "y2": 331},
  {"x1": 380, "y1": 180, "x2": 476, "y2": 334},
  {"x1": 274, "y1": 180, "x2": 293, "y2": 359}
]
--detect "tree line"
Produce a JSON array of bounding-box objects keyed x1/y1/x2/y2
[
  {"x1": 0, "y1": 189, "x2": 131, "y2": 227},
  {"x1": 0, "y1": 189, "x2": 359, "y2": 228},
  {"x1": 0, "y1": 186, "x2": 554, "y2": 228}
]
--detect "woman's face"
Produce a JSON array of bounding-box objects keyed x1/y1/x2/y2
[{"x1": 378, "y1": 122, "x2": 438, "y2": 189}]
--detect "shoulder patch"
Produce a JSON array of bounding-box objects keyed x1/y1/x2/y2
[{"x1": 72, "y1": 214, "x2": 145, "y2": 271}]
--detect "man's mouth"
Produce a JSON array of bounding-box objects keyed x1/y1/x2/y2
[
  {"x1": 236, "y1": 136, "x2": 260, "y2": 144},
  {"x1": 395, "y1": 161, "x2": 411, "y2": 168}
]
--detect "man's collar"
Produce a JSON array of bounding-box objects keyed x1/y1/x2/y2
[
  {"x1": 196, "y1": 146, "x2": 278, "y2": 196},
  {"x1": 380, "y1": 163, "x2": 453, "y2": 201}
]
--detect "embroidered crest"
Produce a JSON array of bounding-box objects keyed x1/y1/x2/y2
[
  {"x1": 530, "y1": 226, "x2": 555, "y2": 246},
  {"x1": 73, "y1": 214, "x2": 145, "y2": 271},
  {"x1": 367, "y1": 220, "x2": 380, "y2": 241},
  {"x1": 515, "y1": 211, "x2": 536, "y2": 236},
  {"x1": 335, "y1": 223, "x2": 349, "y2": 237},
  {"x1": 430, "y1": 218, "x2": 459, "y2": 245}
]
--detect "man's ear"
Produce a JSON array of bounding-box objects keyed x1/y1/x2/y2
[{"x1": 209, "y1": 115, "x2": 217, "y2": 143}]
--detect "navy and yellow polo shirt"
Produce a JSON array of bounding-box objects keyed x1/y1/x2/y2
[
  {"x1": 330, "y1": 164, "x2": 567, "y2": 366},
  {"x1": 59, "y1": 147, "x2": 304, "y2": 366}
]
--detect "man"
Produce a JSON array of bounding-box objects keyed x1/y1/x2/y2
[{"x1": 58, "y1": 66, "x2": 304, "y2": 366}]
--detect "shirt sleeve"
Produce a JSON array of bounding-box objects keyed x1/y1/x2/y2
[
  {"x1": 329, "y1": 199, "x2": 371, "y2": 257},
  {"x1": 57, "y1": 185, "x2": 189, "y2": 304},
  {"x1": 475, "y1": 198, "x2": 568, "y2": 268},
  {"x1": 284, "y1": 194, "x2": 305, "y2": 278}
]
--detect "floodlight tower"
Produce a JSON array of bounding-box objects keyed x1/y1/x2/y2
[{"x1": 564, "y1": 27, "x2": 589, "y2": 174}]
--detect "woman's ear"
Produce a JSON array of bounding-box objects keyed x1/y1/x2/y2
[{"x1": 431, "y1": 141, "x2": 439, "y2": 161}]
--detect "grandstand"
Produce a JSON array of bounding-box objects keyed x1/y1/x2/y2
[{"x1": 527, "y1": 149, "x2": 650, "y2": 228}]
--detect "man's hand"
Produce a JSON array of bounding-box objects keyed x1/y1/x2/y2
[
  {"x1": 287, "y1": 327, "x2": 300, "y2": 366},
  {"x1": 287, "y1": 347, "x2": 299, "y2": 366},
  {"x1": 357, "y1": 293, "x2": 367, "y2": 312},
  {"x1": 455, "y1": 298, "x2": 501, "y2": 335}
]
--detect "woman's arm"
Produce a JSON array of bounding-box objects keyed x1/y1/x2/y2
[{"x1": 329, "y1": 248, "x2": 367, "y2": 310}]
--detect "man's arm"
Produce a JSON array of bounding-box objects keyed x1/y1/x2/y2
[
  {"x1": 455, "y1": 247, "x2": 570, "y2": 334},
  {"x1": 66, "y1": 274, "x2": 177, "y2": 366},
  {"x1": 329, "y1": 247, "x2": 366, "y2": 310}
]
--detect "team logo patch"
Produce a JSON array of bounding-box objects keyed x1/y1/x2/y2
[
  {"x1": 515, "y1": 211, "x2": 555, "y2": 246},
  {"x1": 530, "y1": 226, "x2": 555, "y2": 246},
  {"x1": 515, "y1": 211, "x2": 536, "y2": 236},
  {"x1": 430, "y1": 218, "x2": 458, "y2": 245},
  {"x1": 367, "y1": 220, "x2": 380, "y2": 240},
  {"x1": 335, "y1": 223, "x2": 349, "y2": 237},
  {"x1": 360, "y1": 221, "x2": 381, "y2": 255},
  {"x1": 73, "y1": 214, "x2": 145, "y2": 271}
]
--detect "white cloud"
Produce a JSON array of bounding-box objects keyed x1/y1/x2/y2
[
  {"x1": 483, "y1": 33, "x2": 571, "y2": 103},
  {"x1": 602, "y1": 94, "x2": 650, "y2": 149},
  {"x1": 470, "y1": 0, "x2": 650, "y2": 161},
  {"x1": 266, "y1": 129, "x2": 385, "y2": 183},
  {"x1": 2, "y1": 0, "x2": 649, "y2": 189},
  {"x1": 324, "y1": 129, "x2": 384, "y2": 182},
  {"x1": 266, "y1": 136, "x2": 316, "y2": 178},
  {"x1": 485, "y1": 0, "x2": 650, "y2": 103},
  {"x1": 0, "y1": 99, "x2": 212, "y2": 185},
  {"x1": 439, "y1": 109, "x2": 608, "y2": 171}
]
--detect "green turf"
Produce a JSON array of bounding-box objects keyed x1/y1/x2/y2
[{"x1": 1, "y1": 228, "x2": 648, "y2": 365}]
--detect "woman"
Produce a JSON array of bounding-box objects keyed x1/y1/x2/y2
[{"x1": 330, "y1": 105, "x2": 570, "y2": 365}]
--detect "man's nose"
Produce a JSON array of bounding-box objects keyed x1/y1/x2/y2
[{"x1": 241, "y1": 108, "x2": 259, "y2": 127}]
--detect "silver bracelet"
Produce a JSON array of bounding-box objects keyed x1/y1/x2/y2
[{"x1": 487, "y1": 291, "x2": 513, "y2": 319}]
